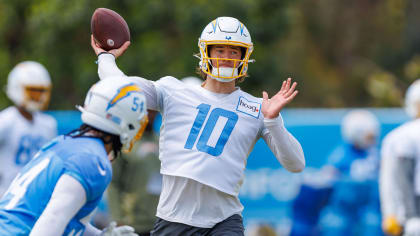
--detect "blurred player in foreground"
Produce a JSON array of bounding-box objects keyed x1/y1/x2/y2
[
  {"x1": 291, "y1": 109, "x2": 381, "y2": 236},
  {"x1": 380, "y1": 79, "x2": 420, "y2": 236},
  {"x1": 0, "y1": 61, "x2": 57, "y2": 196},
  {"x1": 92, "y1": 16, "x2": 305, "y2": 235},
  {"x1": 0, "y1": 78, "x2": 147, "y2": 236}
]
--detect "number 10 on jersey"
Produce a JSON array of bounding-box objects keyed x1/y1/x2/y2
[{"x1": 184, "y1": 103, "x2": 238, "y2": 156}]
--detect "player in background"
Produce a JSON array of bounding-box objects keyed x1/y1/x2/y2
[
  {"x1": 0, "y1": 61, "x2": 57, "y2": 196},
  {"x1": 319, "y1": 109, "x2": 382, "y2": 235},
  {"x1": 291, "y1": 109, "x2": 381, "y2": 236},
  {"x1": 92, "y1": 16, "x2": 305, "y2": 235},
  {"x1": 0, "y1": 78, "x2": 147, "y2": 236},
  {"x1": 380, "y1": 79, "x2": 420, "y2": 236}
]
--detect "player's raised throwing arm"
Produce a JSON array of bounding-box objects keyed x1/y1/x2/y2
[
  {"x1": 261, "y1": 78, "x2": 305, "y2": 172},
  {"x1": 91, "y1": 35, "x2": 160, "y2": 111},
  {"x1": 91, "y1": 35, "x2": 128, "y2": 79}
]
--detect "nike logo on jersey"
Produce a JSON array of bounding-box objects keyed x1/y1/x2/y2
[
  {"x1": 236, "y1": 96, "x2": 261, "y2": 118},
  {"x1": 97, "y1": 163, "x2": 106, "y2": 176}
]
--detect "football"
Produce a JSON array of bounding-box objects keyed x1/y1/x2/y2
[{"x1": 91, "y1": 8, "x2": 130, "y2": 51}]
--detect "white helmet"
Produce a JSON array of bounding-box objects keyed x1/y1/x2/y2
[
  {"x1": 77, "y1": 77, "x2": 148, "y2": 153},
  {"x1": 181, "y1": 76, "x2": 202, "y2": 87},
  {"x1": 198, "y1": 16, "x2": 254, "y2": 82},
  {"x1": 341, "y1": 109, "x2": 380, "y2": 149},
  {"x1": 7, "y1": 61, "x2": 52, "y2": 112},
  {"x1": 405, "y1": 79, "x2": 420, "y2": 119}
]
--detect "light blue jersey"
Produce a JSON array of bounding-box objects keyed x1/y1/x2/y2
[
  {"x1": 318, "y1": 143, "x2": 382, "y2": 235},
  {"x1": 0, "y1": 135, "x2": 112, "y2": 235}
]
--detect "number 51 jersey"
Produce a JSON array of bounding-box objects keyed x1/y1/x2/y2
[{"x1": 152, "y1": 76, "x2": 268, "y2": 196}]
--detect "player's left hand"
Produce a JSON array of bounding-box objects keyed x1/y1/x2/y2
[
  {"x1": 101, "y1": 221, "x2": 138, "y2": 236},
  {"x1": 262, "y1": 77, "x2": 298, "y2": 119}
]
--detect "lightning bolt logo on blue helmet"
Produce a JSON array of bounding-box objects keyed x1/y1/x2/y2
[{"x1": 106, "y1": 83, "x2": 142, "y2": 111}]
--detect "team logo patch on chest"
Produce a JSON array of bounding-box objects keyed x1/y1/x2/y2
[{"x1": 236, "y1": 96, "x2": 261, "y2": 118}]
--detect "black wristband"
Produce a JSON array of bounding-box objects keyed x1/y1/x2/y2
[
  {"x1": 96, "y1": 52, "x2": 114, "y2": 64},
  {"x1": 98, "y1": 52, "x2": 111, "y2": 57}
]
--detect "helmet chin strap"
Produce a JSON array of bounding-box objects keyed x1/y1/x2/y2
[{"x1": 210, "y1": 67, "x2": 238, "y2": 82}]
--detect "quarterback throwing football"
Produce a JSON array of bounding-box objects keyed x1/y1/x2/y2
[{"x1": 92, "y1": 16, "x2": 305, "y2": 235}]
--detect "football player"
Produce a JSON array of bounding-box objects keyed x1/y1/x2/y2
[
  {"x1": 0, "y1": 61, "x2": 57, "y2": 196},
  {"x1": 319, "y1": 110, "x2": 382, "y2": 235},
  {"x1": 291, "y1": 109, "x2": 381, "y2": 236},
  {"x1": 380, "y1": 79, "x2": 420, "y2": 236},
  {"x1": 91, "y1": 16, "x2": 305, "y2": 235},
  {"x1": 0, "y1": 78, "x2": 147, "y2": 236}
]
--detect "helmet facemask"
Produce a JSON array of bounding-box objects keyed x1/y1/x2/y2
[
  {"x1": 22, "y1": 85, "x2": 51, "y2": 112},
  {"x1": 7, "y1": 61, "x2": 52, "y2": 112},
  {"x1": 199, "y1": 41, "x2": 253, "y2": 82},
  {"x1": 123, "y1": 115, "x2": 148, "y2": 153},
  {"x1": 197, "y1": 17, "x2": 254, "y2": 82}
]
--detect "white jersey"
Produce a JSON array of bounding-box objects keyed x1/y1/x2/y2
[
  {"x1": 154, "y1": 76, "x2": 268, "y2": 195},
  {"x1": 98, "y1": 53, "x2": 305, "y2": 227},
  {"x1": 0, "y1": 106, "x2": 57, "y2": 196},
  {"x1": 380, "y1": 119, "x2": 420, "y2": 223}
]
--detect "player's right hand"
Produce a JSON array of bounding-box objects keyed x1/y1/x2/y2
[
  {"x1": 91, "y1": 34, "x2": 130, "y2": 59},
  {"x1": 100, "y1": 221, "x2": 138, "y2": 236},
  {"x1": 382, "y1": 215, "x2": 403, "y2": 236}
]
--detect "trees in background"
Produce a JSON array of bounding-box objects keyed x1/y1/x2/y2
[{"x1": 0, "y1": 0, "x2": 419, "y2": 109}]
